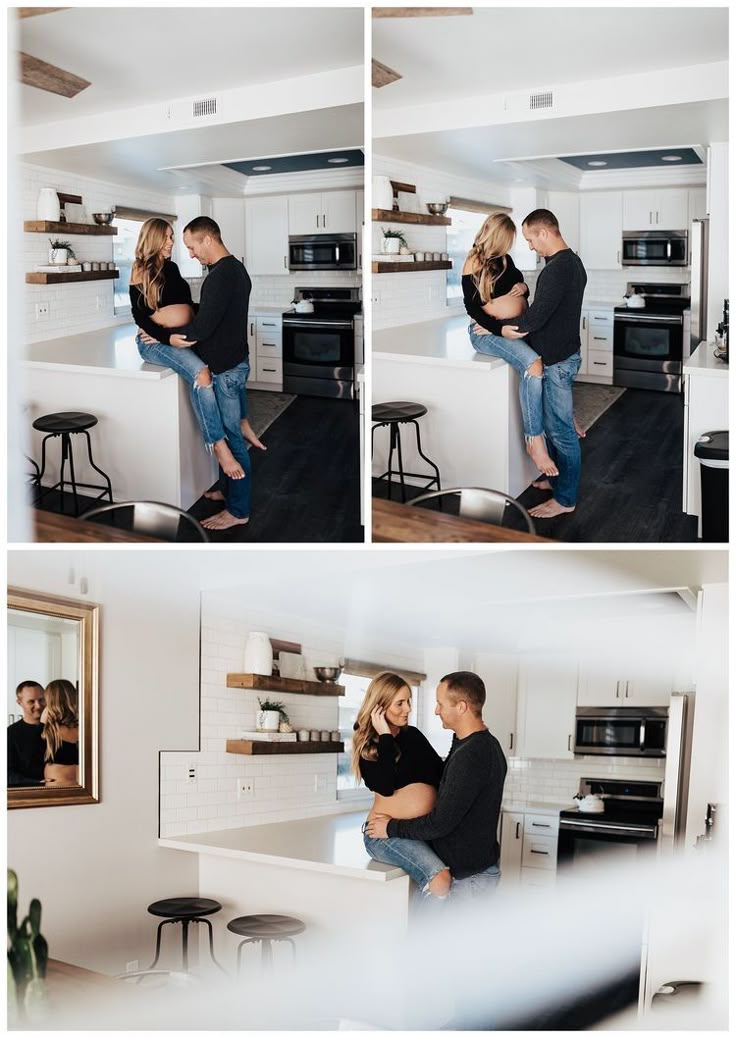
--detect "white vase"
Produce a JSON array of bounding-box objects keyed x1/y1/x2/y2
[
  {"x1": 49, "y1": 248, "x2": 69, "y2": 265},
  {"x1": 382, "y1": 238, "x2": 401, "y2": 255},
  {"x1": 37, "y1": 187, "x2": 60, "y2": 223},
  {"x1": 372, "y1": 176, "x2": 394, "y2": 212},
  {"x1": 257, "y1": 709, "x2": 280, "y2": 732},
  {"x1": 243, "y1": 631, "x2": 272, "y2": 675}
]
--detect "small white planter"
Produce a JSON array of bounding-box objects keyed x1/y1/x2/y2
[
  {"x1": 382, "y1": 238, "x2": 401, "y2": 255},
  {"x1": 257, "y1": 709, "x2": 281, "y2": 732},
  {"x1": 49, "y1": 248, "x2": 69, "y2": 265}
]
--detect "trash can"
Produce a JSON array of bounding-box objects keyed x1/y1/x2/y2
[{"x1": 694, "y1": 431, "x2": 729, "y2": 542}]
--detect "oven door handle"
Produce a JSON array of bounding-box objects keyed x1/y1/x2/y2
[
  {"x1": 615, "y1": 313, "x2": 683, "y2": 325},
  {"x1": 283, "y1": 319, "x2": 353, "y2": 329},
  {"x1": 560, "y1": 818, "x2": 656, "y2": 836}
]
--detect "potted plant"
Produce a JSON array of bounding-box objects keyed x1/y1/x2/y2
[
  {"x1": 381, "y1": 227, "x2": 407, "y2": 255},
  {"x1": 48, "y1": 239, "x2": 74, "y2": 265},
  {"x1": 7, "y1": 869, "x2": 48, "y2": 1025},
  {"x1": 257, "y1": 698, "x2": 289, "y2": 732}
]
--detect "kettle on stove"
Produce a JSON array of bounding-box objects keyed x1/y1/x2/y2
[
  {"x1": 573, "y1": 793, "x2": 605, "y2": 814},
  {"x1": 624, "y1": 291, "x2": 646, "y2": 309}
]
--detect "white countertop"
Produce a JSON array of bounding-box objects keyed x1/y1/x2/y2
[
  {"x1": 250, "y1": 305, "x2": 289, "y2": 315},
  {"x1": 26, "y1": 323, "x2": 174, "y2": 380},
  {"x1": 159, "y1": 810, "x2": 404, "y2": 883},
  {"x1": 684, "y1": 340, "x2": 730, "y2": 378},
  {"x1": 374, "y1": 314, "x2": 505, "y2": 370},
  {"x1": 502, "y1": 800, "x2": 569, "y2": 815},
  {"x1": 583, "y1": 298, "x2": 617, "y2": 310}
]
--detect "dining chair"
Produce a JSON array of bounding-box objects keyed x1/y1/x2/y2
[
  {"x1": 409, "y1": 487, "x2": 536, "y2": 534},
  {"x1": 81, "y1": 501, "x2": 209, "y2": 542}
]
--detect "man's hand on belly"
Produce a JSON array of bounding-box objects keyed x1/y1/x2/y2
[
  {"x1": 472, "y1": 323, "x2": 491, "y2": 336},
  {"x1": 169, "y1": 334, "x2": 197, "y2": 348},
  {"x1": 365, "y1": 814, "x2": 390, "y2": 838},
  {"x1": 502, "y1": 325, "x2": 527, "y2": 339},
  {"x1": 137, "y1": 329, "x2": 160, "y2": 345}
]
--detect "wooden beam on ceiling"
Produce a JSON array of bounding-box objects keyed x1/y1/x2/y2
[
  {"x1": 372, "y1": 58, "x2": 402, "y2": 89},
  {"x1": 20, "y1": 52, "x2": 91, "y2": 97},
  {"x1": 373, "y1": 7, "x2": 473, "y2": 17},
  {"x1": 17, "y1": 8, "x2": 67, "y2": 17}
]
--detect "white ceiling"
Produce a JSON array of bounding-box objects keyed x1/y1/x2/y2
[{"x1": 17, "y1": 7, "x2": 364, "y2": 124}]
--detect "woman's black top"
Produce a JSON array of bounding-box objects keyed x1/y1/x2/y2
[
  {"x1": 129, "y1": 259, "x2": 194, "y2": 345},
  {"x1": 359, "y1": 725, "x2": 444, "y2": 796},
  {"x1": 462, "y1": 253, "x2": 525, "y2": 336},
  {"x1": 45, "y1": 737, "x2": 79, "y2": 766}
]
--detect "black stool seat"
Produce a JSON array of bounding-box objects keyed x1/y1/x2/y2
[
  {"x1": 148, "y1": 897, "x2": 222, "y2": 920},
  {"x1": 33, "y1": 411, "x2": 99, "y2": 434},
  {"x1": 372, "y1": 401, "x2": 428, "y2": 424},
  {"x1": 227, "y1": 914, "x2": 306, "y2": 939}
]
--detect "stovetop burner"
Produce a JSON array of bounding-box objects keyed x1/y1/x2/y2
[
  {"x1": 283, "y1": 286, "x2": 362, "y2": 323},
  {"x1": 560, "y1": 777, "x2": 664, "y2": 827},
  {"x1": 615, "y1": 282, "x2": 690, "y2": 317}
]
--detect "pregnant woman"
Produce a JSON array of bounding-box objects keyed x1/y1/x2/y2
[
  {"x1": 353, "y1": 672, "x2": 451, "y2": 899},
  {"x1": 41, "y1": 679, "x2": 79, "y2": 787},
  {"x1": 463, "y1": 212, "x2": 559, "y2": 477},
  {"x1": 130, "y1": 219, "x2": 264, "y2": 484}
]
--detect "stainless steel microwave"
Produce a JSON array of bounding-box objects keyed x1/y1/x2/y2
[
  {"x1": 574, "y1": 706, "x2": 669, "y2": 757},
  {"x1": 621, "y1": 230, "x2": 688, "y2": 267},
  {"x1": 288, "y1": 233, "x2": 357, "y2": 271}
]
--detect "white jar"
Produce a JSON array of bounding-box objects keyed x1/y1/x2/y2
[
  {"x1": 37, "y1": 187, "x2": 60, "y2": 223},
  {"x1": 372, "y1": 176, "x2": 394, "y2": 212},
  {"x1": 243, "y1": 632, "x2": 272, "y2": 675}
]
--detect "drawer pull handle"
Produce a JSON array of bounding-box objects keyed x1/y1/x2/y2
[
  {"x1": 593, "y1": 361, "x2": 606, "y2": 366},
  {"x1": 532, "y1": 822, "x2": 550, "y2": 828},
  {"x1": 530, "y1": 849, "x2": 549, "y2": 855},
  {"x1": 515, "y1": 822, "x2": 521, "y2": 840},
  {"x1": 263, "y1": 367, "x2": 276, "y2": 373},
  {"x1": 593, "y1": 336, "x2": 607, "y2": 341}
]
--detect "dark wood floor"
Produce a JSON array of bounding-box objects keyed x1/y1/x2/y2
[
  {"x1": 35, "y1": 396, "x2": 363, "y2": 543},
  {"x1": 373, "y1": 388, "x2": 700, "y2": 543}
]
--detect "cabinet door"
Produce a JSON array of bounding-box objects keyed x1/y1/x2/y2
[
  {"x1": 473, "y1": 652, "x2": 517, "y2": 757},
  {"x1": 322, "y1": 190, "x2": 357, "y2": 233},
  {"x1": 577, "y1": 664, "x2": 624, "y2": 706},
  {"x1": 499, "y1": 811, "x2": 524, "y2": 886},
  {"x1": 622, "y1": 189, "x2": 655, "y2": 230},
  {"x1": 247, "y1": 314, "x2": 257, "y2": 357},
  {"x1": 288, "y1": 193, "x2": 322, "y2": 235},
  {"x1": 212, "y1": 198, "x2": 245, "y2": 264},
  {"x1": 517, "y1": 655, "x2": 578, "y2": 759},
  {"x1": 547, "y1": 190, "x2": 580, "y2": 254},
  {"x1": 619, "y1": 676, "x2": 672, "y2": 707},
  {"x1": 578, "y1": 313, "x2": 589, "y2": 377},
  {"x1": 688, "y1": 187, "x2": 707, "y2": 224},
  {"x1": 245, "y1": 197, "x2": 289, "y2": 276},
  {"x1": 654, "y1": 189, "x2": 689, "y2": 230},
  {"x1": 579, "y1": 192, "x2": 623, "y2": 269}
]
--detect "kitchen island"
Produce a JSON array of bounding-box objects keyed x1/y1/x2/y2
[
  {"x1": 25, "y1": 323, "x2": 216, "y2": 508},
  {"x1": 373, "y1": 315, "x2": 537, "y2": 495}
]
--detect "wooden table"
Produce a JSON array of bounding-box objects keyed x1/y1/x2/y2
[
  {"x1": 33, "y1": 509, "x2": 163, "y2": 543},
  {"x1": 372, "y1": 497, "x2": 551, "y2": 543}
]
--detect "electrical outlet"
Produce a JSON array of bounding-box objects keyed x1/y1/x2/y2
[
  {"x1": 126, "y1": 960, "x2": 138, "y2": 973},
  {"x1": 186, "y1": 766, "x2": 197, "y2": 785},
  {"x1": 371, "y1": 290, "x2": 381, "y2": 305},
  {"x1": 314, "y1": 774, "x2": 328, "y2": 794},
  {"x1": 237, "y1": 779, "x2": 254, "y2": 798},
  {"x1": 35, "y1": 301, "x2": 49, "y2": 319}
]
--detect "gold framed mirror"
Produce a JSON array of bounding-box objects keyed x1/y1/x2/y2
[{"x1": 7, "y1": 588, "x2": 99, "y2": 809}]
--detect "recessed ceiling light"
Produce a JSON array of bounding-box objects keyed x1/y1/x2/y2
[
  {"x1": 327, "y1": 157, "x2": 349, "y2": 164},
  {"x1": 661, "y1": 155, "x2": 683, "y2": 162},
  {"x1": 252, "y1": 165, "x2": 272, "y2": 172},
  {"x1": 587, "y1": 160, "x2": 608, "y2": 167}
]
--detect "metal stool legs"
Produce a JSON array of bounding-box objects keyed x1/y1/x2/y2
[
  {"x1": 408, "y1": 419, "x2": 442, "y2": 495},
  {"x1": 80, "y1": 429, "x2": 114, "y2": 503},
  {"x1": 34, "y1": 430, "x2": 113, "y2": 517},
  {"x1": 148, "y1": 916, "x2": 225, "y2": 973},
  {"x1": 235, "y1": 936, "x2": 298, "y2": 975},
  {"x1": 373, "y1": 420, "x2": 442, "y2": 503}
]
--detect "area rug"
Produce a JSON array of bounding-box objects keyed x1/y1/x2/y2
[
  {"x1": 573, "y1": 383, "x2": 626, "y2": 433},
  {"x1": 247, "y1": 390, "x2": 296, "y2": 440}
]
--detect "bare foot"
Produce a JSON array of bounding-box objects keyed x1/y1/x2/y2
[
  {"x1": 200, "y1": 509, "x2": 250, "y2": 531},
  {"x1": 213, "y1": 440, "x2": 244, "y2": 479},
  {"x1": 574, "y1": 415, "x2": 586, "y2": 438},
  {"x1": 203, "y1": 489, "x2": 225, "y2": 502},
  {"x1": 532, "y1": 478, "x2": 553, "y2": 491},
  {"x1": 526, "y1": 435, "x2": 559, "y2": 477},
  {"x1": 242, "y1": 418, "x2": 267, "y2": 451},
  {"x1": 529, "y1": 498, "x2": 576, "y2": 519}
]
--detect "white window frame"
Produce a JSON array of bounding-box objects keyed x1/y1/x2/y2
[
  {"x1": 446, "y1": 197, "x2": 513, "y2": 310},
  {"x1": 112, "y1": 206, "x2": 177, "y2": 318}
]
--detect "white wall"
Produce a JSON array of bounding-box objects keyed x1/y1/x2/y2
[
  {"x1": 706, "y1": 142, "x2": 728, "y2": 340},
  {"x1": 7, "y1": 551, "x2": 202, "y2": 975}
]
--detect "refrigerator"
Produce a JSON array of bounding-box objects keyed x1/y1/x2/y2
[
  {"x1": 689, "y1": 219, "x2": 709, "y2": 354},
  {"x1": 659, "y1": 692, "x2": 695, "y2": 848}
]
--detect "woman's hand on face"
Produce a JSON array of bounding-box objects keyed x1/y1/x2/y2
[{"x1": 371, "y1": 707, "x2": 392, "y2": 736}]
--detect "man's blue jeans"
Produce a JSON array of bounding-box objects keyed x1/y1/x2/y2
[
  {"x1": 542, "y1": 352, "x2": 582, "y2": 507},
  {"x1": 449, "y1": 863, "x2": 501, "y2": 902},
  {"x1": 467, "y1": 324, "x2": 544, "y2": 438},
  {"x1": 212, "y1": 359, "x2": 251, "y2": 519}
]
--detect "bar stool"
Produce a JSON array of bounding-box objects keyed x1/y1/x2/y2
[
  {"x1": 32, "y1": 411, "x2": 113, "y2": 517},
  {"x1": 146, "y1": 897, "x2": 225, "y2": 973},
  {"x1": 372, "y1": 401, "x2": 442, "y2": 503},
  {"x1": 227, "y1": 914, "x2": 306, "y2": 974}
]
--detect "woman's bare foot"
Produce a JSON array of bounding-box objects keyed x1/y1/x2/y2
[
  {"x1": 241, "y1": 418, "x2": 267, "y2": 451},
  {"x1": 213, "y1": 439, "x2": 244, "y2": 479},
  {"x1": 532, "y1": 478, "x2": 553, "y2": 491},
  {"x1": 200, "y1": 510, "x2": 249, "y2": 531},
  {"x1": 529, "y1": 498, "x2": 575, "y2": 519},
  {"x1": 203, "y1": 489, "x2": 225, "y2": 502},
  {"x1": 526, "y1": 435, "x2": 559, "y2": 477},
  {"x1": 574, "y1": 415, "x2": 586, "y2": 438}
]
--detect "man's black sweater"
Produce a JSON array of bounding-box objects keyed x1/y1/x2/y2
[
  {"x1": 515, "y1": 248, "x2": 587, "y2": 365},
  {"x1": 387, "y1": 728, "x2": 507, "y2": 880},
  {"x1": 7, "y1": 720, "x2": 45, "y2": 786},
  {"x1": 177, "y1": 255, "x2": 251, "y2": 374}
]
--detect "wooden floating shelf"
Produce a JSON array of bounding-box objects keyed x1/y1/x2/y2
[
  {"x1": 372, "y1": 260, "x2": 453, "y2": 274},
  {"x1": 372, "y1": 208, "x2": 451, "y2": 226},
  {"x1": 226, "y1": 673, "x2": 345, "y2": 697},
  {"x1": 226, "y1": 739, "x2": 344, "y2": 756},
  {"x1": 24, "y1": 221, "x2": 117, "y2": 236},
  {"x1": 25, "y1": 269, "x2": 119, "y2": 285}
]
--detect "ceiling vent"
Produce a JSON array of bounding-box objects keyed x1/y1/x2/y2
[
  {"x1": 529, "y1": 90, "x2": 554, "y2": 111},
  {"x1": 192, "y1": 96, "x2": 218, "y2": 118},
  {"x1": 167, "y1": 95, "x2": 222, "y2": 123}
]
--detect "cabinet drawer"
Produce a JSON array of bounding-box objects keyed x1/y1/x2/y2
[
  {"x1": 256, "y1": 316, "x2": 282, "y2": 333},
  {"x1": 588, "y1": 326, "x2": 613, "y2": 350},
  {"x1": 524, "y1": 813, "x2": 559, "y2": 837},
  {"x1": 255, "y1": 358, "x2": 282, "y2": 383},
  {"x1": 521, "y1": 835, "x2": 558, "y2": 870},
  {"x1": 257, "y1": 339, "x2": 281, "y2": 360},
  {"x1": 520, "y1": 867, "x2": 557, "y2": 889},
  {"x1": 587, "y1": 349, "x2": 613, "y2": 376}
]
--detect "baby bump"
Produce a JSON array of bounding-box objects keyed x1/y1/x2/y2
[
  {"x1": 44, "y1": 763, "x2": 78, "y2": 787},
  {"x1": 152, "y1": 303, "x2": 195, "y2": 328},
  {"x1": 369, "y1": 782, "x2": 438, "y2": 821},
  {"x1": 491, "y1": 295, "x2": 527, "y2": 320}
]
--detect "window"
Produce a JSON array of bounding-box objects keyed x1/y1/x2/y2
[
  {"x1": 112, "y1": 206, "x2": 177, "y2": 317},
  {"x1": 445, "y1": 199, "x2": 513, "y2": 307}
]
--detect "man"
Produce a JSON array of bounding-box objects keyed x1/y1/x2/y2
[
  {"x1": 502, "y1": 209, "x2": 587, "y2": 520},
  {"x1": 365, "y1": 672, "x2": 507, "y2": 901},
  {"x1": 7, "y1": 681, "x2": 46, "y2": 787},
  {"x1": 156, "y1": 217, "x2": 252, "y2": 532}
]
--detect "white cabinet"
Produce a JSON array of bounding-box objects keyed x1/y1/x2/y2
[
  {"x1": 499, "y1": 811, "x2": 524, "y2": 886},
  {"x1": 500, "y1": 809, "x2": 559, "y2": 889},
  {"x1": 577, "y1": 665, "x2": 672, "y2": 706},
  {"x1": 622, "y1": 189, "x2": 689, "y2": 231},
  {"x1": 288, "y1": 191, "x2": 357, "y2": 235},
  {"x1": 247, "y1": 311, "x2": 283, "y2": 391},
  {"x1": 473, "y1": 652, "x2": 518, "y2": 757},
  {"x1": 245, "y1": 197, "x2": 289, "y2": 275},
  {"x1": 212, "y1": 198, "x2": 245, "y2": 265},
  {"x1": 517, "y1": 655, "x2": 577, "y2": 759},
  {"x1": 688, "y1": 187, "x2": 707, "y2": 224},
  {"x1": 579, "y1": 192, "x2": 622, "y2": 270},
  {"x1": 547, "y1": 191, "x2": 580, "y2": 255},
  {"x1": 578, "y1": 307, "x2": 614, "y2": 385}
]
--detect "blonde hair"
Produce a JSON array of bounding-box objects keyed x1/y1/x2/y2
[
  {"x1": 42, "y1": 679, "x2": 79, "y2": 762},
  {"x1": 466, "y1": 213, "x2": 516, "y2": 303},
  {"x1": 351, "y1": 672, "x2": 411, "y2": 781},
  {"x1": 130, "y1": 218, "x2": 173, "y2": 310}
]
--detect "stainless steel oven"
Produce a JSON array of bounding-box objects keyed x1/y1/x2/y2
[
  {"x1": 282, "y1": 287, "x2": 360, "y2": 399},
  {"x1": 558, "y1": 778, "x2": 663, "y2": 870},
  {"x1": 622, "y1": 229, "x2": 688, "y2": 267},
  {"x1": 574, "y1": 706, "x2": 668, "y2": 758},
  {"x1": 613, "y1": 282, "x2": 690, "y2": 392},
  {"x1": 288, "y1": 233, "x2": 357, "y2": 272}
]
